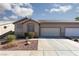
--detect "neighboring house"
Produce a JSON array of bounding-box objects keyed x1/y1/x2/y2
[
  {"x1": 0, "y1": 21, "x2": 14, "y2": 36},
  {"x1": 13, "y1": 17, "x2": 79, "y2": 38}
]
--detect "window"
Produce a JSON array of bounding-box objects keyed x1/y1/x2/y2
[
  {"x1": 4, "y1": 26, "x2": 7, "y2": 29},
  {"x1": 27, "y1": 23, "x2": 34, "y2": 32}
]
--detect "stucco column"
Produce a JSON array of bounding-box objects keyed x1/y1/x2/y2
[{"x1": 60, "y1": 27, "x2": 65, "y2": 37}]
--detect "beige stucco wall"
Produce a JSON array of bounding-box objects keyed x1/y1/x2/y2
[
  {"x1": 23, "y1": 21, "x2": 39, "y2": 37},
  {"x1": 15, "y1": 23, "x2": 24, "y2": 37},
  {"x1": 40, "y1": 23, "x2": 79, "y2": 28},
  {"x1": 15, "y1": 20, "x2": 39, "y2": 37}
]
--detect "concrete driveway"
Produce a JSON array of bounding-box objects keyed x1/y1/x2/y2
[
  {"x1": 0, "y1": 39, "x2": 79, "y2": 56},
  {"x1": 38, "y1": 39, "x2": 79, "y2": 56}
]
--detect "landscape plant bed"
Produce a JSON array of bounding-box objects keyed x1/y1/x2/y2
[{"x1": 0, "y1": 40, "x2": 38, "y2": 50}]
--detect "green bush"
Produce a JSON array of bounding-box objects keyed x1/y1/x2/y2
[
  {"x1": 28, "y1": 32, "x2": 36, "y2": 38},
  {"x1": 24, "y1": 33, "x2": 29, "y2": 37},
  {"x1": 6, "y1": 35, "x2": 16, "y2": 43},
  {"x1": 24, "y1": 32, "x2": 36, "y2": 39},
  {"x1": 8, "y1": 31, "x2": 14, "y2": 35}
]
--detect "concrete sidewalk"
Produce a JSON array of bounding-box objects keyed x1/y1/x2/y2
[{"x1": 0, "y1": 39, "x2": 79, "y2": 56}]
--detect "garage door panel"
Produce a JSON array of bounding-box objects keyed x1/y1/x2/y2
[
  {"x1": 65, "y1": 28, "x2": 79, "y2": 36},
  {"x1": 41, "y1": 28, "x2": 60, "y2": 37}
]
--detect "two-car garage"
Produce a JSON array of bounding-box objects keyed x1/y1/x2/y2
[{"x1": 40, "y1": 27, "x2": 79, "y2": 37}]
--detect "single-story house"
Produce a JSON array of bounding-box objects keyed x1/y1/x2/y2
[{"x1": 13, "y1": 17, "x2": 79, "y2": 38}]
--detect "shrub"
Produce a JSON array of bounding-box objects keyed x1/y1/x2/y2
[
  {"x1": 28, "y1": 32, "x2": 36, "y2": 38},
  {"x1": 6, "y1": 35, "x2": 16, "y2": 43},
  {"x1": 24, "y1": 33, "x2": 29, "y2": 37},
  {"x1": 8, "y1": 31, "x2": 14, "y2": 35},
  {"x1": 24, "y1": 32, "x2": 36, "y2": 39}
]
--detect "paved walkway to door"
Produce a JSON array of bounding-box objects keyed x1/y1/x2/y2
[{"x1": 0, "y1": 39, "x2": 79, "y2": 56}]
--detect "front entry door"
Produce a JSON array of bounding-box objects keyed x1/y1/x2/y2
[{"x1": 27, "y1": 23, "x2": 34, "y2": 32}]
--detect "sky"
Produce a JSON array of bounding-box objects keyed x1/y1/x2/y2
[{"x1": 0, "y1": 3, "x2": 79, "y2": 21}]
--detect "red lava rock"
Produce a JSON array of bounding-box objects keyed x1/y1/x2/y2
[{"x1": 0, "y1": 40, "x2": 38, "y2": 50}]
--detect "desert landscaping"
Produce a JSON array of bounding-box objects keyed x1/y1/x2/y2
[
  {"x1": 0, "y1": 39, "x2": 38, "y2": 50},
  {"x1": 0, "y1": 31, "x2": 38, "y2": 51}
]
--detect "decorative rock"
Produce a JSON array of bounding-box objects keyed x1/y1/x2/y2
[
  {"x1": 24, "y1": 41, "x2": 31, "y2": 46},
  {"x1": 27, "y1": 41, "x2": 31, "y2": 45}
]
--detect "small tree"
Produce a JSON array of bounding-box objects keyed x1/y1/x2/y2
[{"x1": 75, "y1": 17, "x2": 79, "y2": 21}]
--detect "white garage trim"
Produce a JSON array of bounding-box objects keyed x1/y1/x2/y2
[
  {"x1": 65, "y1": 28, "x2": 79, "y2": 37},
  {"x1": 40, "y1": 28, "x2": 60, "y2": 37}
]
